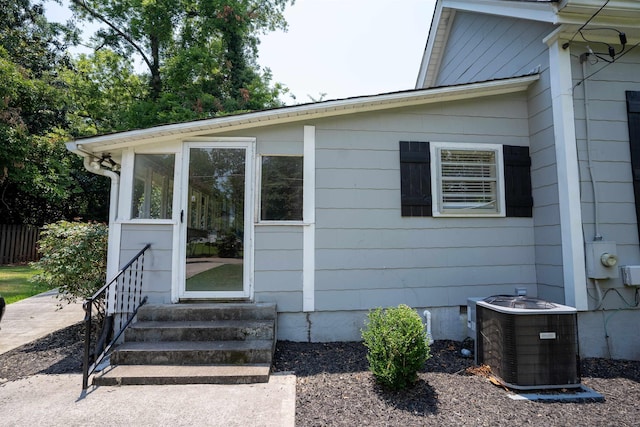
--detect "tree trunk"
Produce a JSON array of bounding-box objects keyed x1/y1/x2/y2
[{"x1": 150, "y1": 34, "x2": 162, "y2": 99}]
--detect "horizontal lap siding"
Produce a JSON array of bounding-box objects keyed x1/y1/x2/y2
[
  {"x1": 572, "y1": 46, "x2": 640, "y2": 307},
  {"x1": 120, "y1": 224, "x2": 173, "y2": 303},
  {"x1": 313, "y1": 97, "x2": 535, "y2": 311},
  {"x1": 436, "y1": 9, "x2": 562, "y2": 302}
]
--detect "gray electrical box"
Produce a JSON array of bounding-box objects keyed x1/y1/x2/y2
[
  {"x1": 622, "y1": 265, "x2": 640, "y2": 286},
  {"x1": 585, "y1": 241, "x2": 619, "y2": 279}
]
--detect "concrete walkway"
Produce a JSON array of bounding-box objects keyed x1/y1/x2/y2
[
  {"x1": 0, "y1": 289, "x2": 84, "y2": 354},
  {"x1": 0, "y1": 373, "x2": 296, "y2": 427},
  {"x1": 0, "y1": 291, "x2": 296, "y2": 427}
]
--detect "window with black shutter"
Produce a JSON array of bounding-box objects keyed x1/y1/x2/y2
[{"x1": 399, "y1": 141, "x2": 532, "y2": 217}]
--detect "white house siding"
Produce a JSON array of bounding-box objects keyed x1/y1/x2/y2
[
  {"x1": 431, "y1": 10, "x2": 565, "y2": 303},
  {"x1": 120, "y1": 223, "x2": 173, "y2": 303},
  {"x1": 571, "y1": 44, "x2": 640, "y2": 359},
  {"x1": 216, "y1": 125, "x2": 306, "y2": 331},
  {"x1": 526, "y1": 51, "x2": 566, "y2": 304},
  {"x1": 217, "y1": 94, "x2": 536, "y2": 341},
  {"x1": 434, "y1": 12, "x2": 554, "y2": 87},
  {"x1": 306, "y1": 94, "x2": 535, "y2": 341},
  {"x1": 253, "y1": 226, "x2": 303, "y2": 312}
]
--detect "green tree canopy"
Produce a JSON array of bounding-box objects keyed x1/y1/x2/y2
[
  {"x1": 69, "y1": 0, "x2": 292, "y2": 128},
  {"x1": 0, "y1": 0, "x2": 109, "y2": 225},
  {"x1": 0, "y1": 0, "x2": 294, "y2": 224}
]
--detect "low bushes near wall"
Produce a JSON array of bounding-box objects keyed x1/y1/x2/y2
[
  {"x1": 361, "y1": 304, "x2": 431, "y2": 390},
  {"x1": 30, "y1": 221, "x2": 108, "y2": 304}
]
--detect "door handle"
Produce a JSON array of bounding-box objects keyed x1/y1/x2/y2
[{"x1": 180, "y1": 210, "x2": 184, "y2": 223}]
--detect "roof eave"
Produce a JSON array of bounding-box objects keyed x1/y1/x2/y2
[{"x1": 68, "y1": 74, "x2": 540, "y2": 154}]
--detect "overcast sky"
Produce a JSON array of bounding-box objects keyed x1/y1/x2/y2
[{"x1": 46, "y1": 0, "x2": 437, "y2": 104}]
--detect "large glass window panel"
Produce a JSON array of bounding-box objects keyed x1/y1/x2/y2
[
  {"x1": 131, "y1": 154, "x2": 175, "y2": 219},
  {"x1": 260, "y1": 156, "x2": 303, "y2": 221}
]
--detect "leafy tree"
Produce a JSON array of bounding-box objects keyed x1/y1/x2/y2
[
  {"x1": 69, "y1": 0, "x2": 292, "y2": 124},
  {"x1": 62, "y1": 50, "x2": 147, "y2": 135},
  {"x1": 0, "y1": 0, "x2": 109, "y2": 225}
]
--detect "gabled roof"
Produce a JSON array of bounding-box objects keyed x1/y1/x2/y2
[
  {"x1": 417, "y1": 0, "x2": 640, "y2": 89},
  {"x1": 66, "y1": 73, "x2": 539, "y2": 155}
]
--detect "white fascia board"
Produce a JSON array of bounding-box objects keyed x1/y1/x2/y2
[
  {"x1": 71, "y1": 74, "x2": 539, "y2": 153},
  {"x1": 416, "y1": 6, "x2": 455, "y2": 89},
  {"x1": 556, "y1": 0, "x2": 640, "y2": 26},
  {"x1": 442, "y1": 0, "x2": 558, "y2": 23},
  {"x1": 559, "y1": 0, "x2": 640, "y2": 15}
]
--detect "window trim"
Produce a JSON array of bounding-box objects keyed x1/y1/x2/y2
[
  {"x1": 430, "y1": 142, "x2": 506, "y2": 217},
  {"x1": 256, "y1": 154, "x2": 305, "y2": 224}
]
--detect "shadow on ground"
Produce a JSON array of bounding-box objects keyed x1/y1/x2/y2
[{"x1": 375, "y1": 379, "x2": 439, "y2": 415}]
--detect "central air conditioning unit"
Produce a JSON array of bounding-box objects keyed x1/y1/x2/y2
[{"x1": 475, "y1": 295, "x2": 580, "y2": 390}]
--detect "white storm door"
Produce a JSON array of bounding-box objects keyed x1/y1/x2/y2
[{"x1": 179, "y1": 140, "x2": 254, "y2": 299}]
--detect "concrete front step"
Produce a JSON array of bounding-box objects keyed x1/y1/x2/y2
[
  {"x1": 125, "y1": 320, "x2": 275, "y2": 342},
  {"x1": 137, "y1": 303, "x2": 277, "y2": 322},
  {"x1": 93, "y1": 364, "x2": 271, "y2": 386},
  {"x1": 100, "y1": 303, "x2": 277, "y2": 386},
  {"x1": 111, "y1": 340, "x2": 274, "y2": 365}
]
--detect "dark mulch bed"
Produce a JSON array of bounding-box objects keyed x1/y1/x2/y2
[
  {"x1": 0, "y1": 322, "x2": 84, "y2": 382},
  {"x1": 273, "y1": 340, "x2": 640, "y2": 427},
  {"x1": 2, "y1": 326, "x2": 640, "y2": 426}
]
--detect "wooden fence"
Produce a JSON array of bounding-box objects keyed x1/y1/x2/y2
[{"x1": 0, "y1": 224, "x2": 41, "y2": 265}]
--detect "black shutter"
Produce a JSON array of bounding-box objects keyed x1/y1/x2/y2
[
  {"x1": 626, "y1": 91, "x2": 640, "y2": 240},
  {"x1": 400, "y1": 141, "x2": 432, "y2": 217},
  {"x1": 504, "y1": 145, "x2": 533, "y2": 217}
]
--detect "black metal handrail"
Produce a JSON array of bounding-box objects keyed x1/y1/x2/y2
[{"x1": 82, "y1": 243, "x2": 151, "y2": 389}]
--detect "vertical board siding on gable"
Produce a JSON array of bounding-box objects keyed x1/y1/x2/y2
[
  {"x1": 120, "y1": 223, "x2": 173, "y2": 303},
  {"x1": 435, "y1": 12, "x2": 554, "y2": 86},
  {"x1": 312, "y1": 97, "x2": 536, "y2": 312},
  {"x1": 573, "y1": 47, "x2": 640, "y2": 300}
]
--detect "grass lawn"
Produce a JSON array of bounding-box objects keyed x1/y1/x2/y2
[
  {"x1": 186, "y1": 264, "x2": 243, "y2": 291},
  {"x1": 0, "y1": 265, "x2": 49, "y2": 304}
]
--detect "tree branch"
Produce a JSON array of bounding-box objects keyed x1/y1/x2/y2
[{"x1": 70, "y1": 0, "x2": 154, "y2": 74}]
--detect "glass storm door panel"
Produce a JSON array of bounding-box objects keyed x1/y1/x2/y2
[{"x1": 184, "y1": 147, "x2": 247, "y2": 295}]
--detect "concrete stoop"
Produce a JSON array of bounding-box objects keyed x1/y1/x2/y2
[{"x1": 93, "y1": 303, "x2": 277, "y2": 386}]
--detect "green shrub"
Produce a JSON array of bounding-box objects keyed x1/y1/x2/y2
[
  {"x1": 361, "y1": 304, "x2": 431, "y2": 390},
  {"x1": 31, "y1": 221, "x2": 108, "y2": 304}
]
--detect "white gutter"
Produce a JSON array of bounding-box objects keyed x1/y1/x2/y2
[
  {"x1": 81, "y1": 156, "x2": 121, "y2": 284},
  {"x1": 69, "y1": 74, "x2": 540, "y2": 152}
]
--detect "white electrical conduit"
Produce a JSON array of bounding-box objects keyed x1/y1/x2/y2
[{"x1": 583, "y1": 60, "x2": 602, "y2": 241}]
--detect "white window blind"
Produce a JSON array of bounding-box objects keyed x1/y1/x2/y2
[{"x1": 431, "y1": 143, "x2": 505, "y2": 217}]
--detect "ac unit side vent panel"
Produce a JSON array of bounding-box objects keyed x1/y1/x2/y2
[{"x1": 476, "y1": 301, "x2": 580, "y2": 390}]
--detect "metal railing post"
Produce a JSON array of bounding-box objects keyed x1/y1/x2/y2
[{"x1": 81, "y1": 243, "x2": 151, "y2": 390}]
